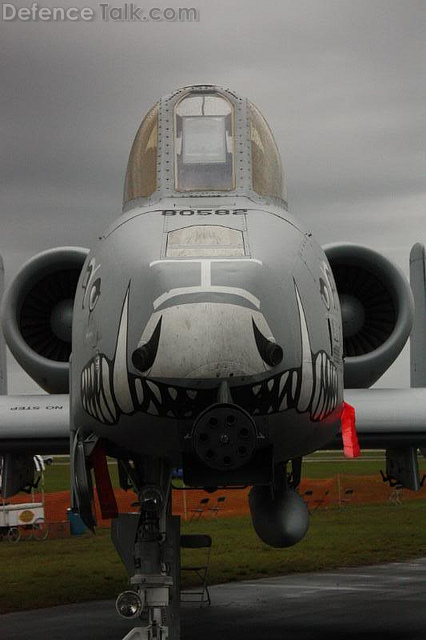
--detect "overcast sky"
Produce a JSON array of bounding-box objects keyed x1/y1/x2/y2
[{"x1": 1, "y1": 0, "x2": 425, "y2": 393}]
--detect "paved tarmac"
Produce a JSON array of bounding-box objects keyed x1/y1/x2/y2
[{"x1": 2, "y1": 558, "x2": 426, "y2": 640}]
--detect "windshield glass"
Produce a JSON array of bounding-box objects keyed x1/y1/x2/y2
[
  {"x1": 250, "y1": 102, "x2": 285, "y2": 200},
  {"x1": 166, "y1": 225, "x2": 245, "y2": 257},
  {"x1": 175, "y1": 93, "x2": 235, "y2": 192},
  {"x1": 123, "y1": 103, "x2": 158, "y2": 205}
]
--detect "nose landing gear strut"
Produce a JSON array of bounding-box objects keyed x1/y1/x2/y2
[{"x1": 112, "y1": 460, "x2": 180, "y2": 640}]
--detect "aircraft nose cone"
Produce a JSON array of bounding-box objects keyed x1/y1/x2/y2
[{"x1": 135, "y1": 303, "x2": 280, "y2": 379}]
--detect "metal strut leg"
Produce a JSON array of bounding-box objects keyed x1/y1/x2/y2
[{"x1": 112, "y1": 464, "x2": 181, "y2": 640}]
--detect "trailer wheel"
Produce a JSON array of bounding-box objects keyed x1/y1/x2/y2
[
  {"x1": 33, "y1": 518, "x2": 49, "y2": 541},
  {"x1": 7, "y1": 527, "x2": 20, "y2": 543}
]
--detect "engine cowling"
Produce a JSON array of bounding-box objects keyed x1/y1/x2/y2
[
  {"x1": 324, "y1": 243, "x2": 414, "y2": 388},
  {"x1": 1, "y1": 247, "x2": 89, "y2": 393}
]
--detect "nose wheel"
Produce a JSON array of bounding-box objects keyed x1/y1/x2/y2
[{"x1": 193, "y1": 403, "x2": 257, "y2": 471}]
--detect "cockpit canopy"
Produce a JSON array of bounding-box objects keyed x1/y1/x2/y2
[
  {"x1": 124, "y1": 103, "x2": 158, "y2": 204},
  {"x1": 123, "y1": 86, "x2": 286, "y2": 207},
  {"x1": 175, "y1": 93, "x2": 234, "y2": 192}
]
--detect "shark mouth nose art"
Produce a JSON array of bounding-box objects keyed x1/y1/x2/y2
[{"x1": 81, "y1": 283, "x2": 339, "y2": 425}]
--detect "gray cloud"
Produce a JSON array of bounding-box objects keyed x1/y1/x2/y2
[{"x1": 1, "y1": 0, "x2": 425, "y2": 392}]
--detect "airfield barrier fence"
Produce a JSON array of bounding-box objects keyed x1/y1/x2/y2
[{"x1": 4, "y1": 475, "x2": 426, "y2": 529}]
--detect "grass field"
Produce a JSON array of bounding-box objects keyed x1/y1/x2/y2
[
  {"x1": 41, "y1": 452, "x2": 426, "y2": 493},
  {"x1": 3, "y1": 452, "x2": 426, "y2": 615},
  {"x1": 2, "y1": 501, "x2": 426, "y2": 614}
]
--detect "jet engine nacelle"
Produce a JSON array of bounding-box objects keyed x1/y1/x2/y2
[
  {"x1": 249, "y1": 486, "x2": 310, "y2": 548},
  {"x1": 1, "y1": 247, "x2": 88, "y2": 393},
  {"x1": 324, "y1": 243, "x2": 414, "y2": 388}
]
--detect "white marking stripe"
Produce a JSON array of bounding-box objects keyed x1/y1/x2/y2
[
  {"x1": 201, "y1": 261, "x2": 211, "y2": 287},
  {"x1": 149, "y1": 258, "x2": 263, "y2": 267},
  {"x1": 153, "y1": 285, "x2": 260, "y2": 310},
  {"x1": 150, "y1": 258, "x2": 262, "y2": 310}
]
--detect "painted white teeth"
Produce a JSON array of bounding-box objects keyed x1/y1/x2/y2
[
  {"x1": 311, "y1": 356, "x2": 322, "y2": 415},
  {"x1": 100, "y1": 392, "x2": 114, "y2": 424},
  {"x1": 319, "y1": 387, "x2": 327, "y2": 420},
  {"x1": 291, "y1": 371, "x2": 298, "y2": 401},
  {"x1": 94, "y1": 396, "x2": 103, "y2": 422},
  {"x1": 101, "y1": 357, "x2": 116, "y2": 420},
  {"x1": 80, "y1": 282, "x2": 342, "y2": 425},
  {"x1": 279, "y1": 393, "x2": 288, "y2": 411},
  {"x1": 147, "y1": 380, "x2": 161, "y2": 403},
  {"x1": 295, "y1": 284, "x2": 313, "y2": 412},
  {"x1": 324, "y1": 393, "x2": 331, "y2": 418},
  {"x1": 313, "y1": 385, "x2": 324, "y2": 421},
  {"x1": 147, "y1": 400, "x2": 159, "y2": 416},
  {"x1": 135, "y1": 379, "x2": 144, "y2": 404},
  {"x1": 278, "y1": 371, "x2": 289, "y2": 397},
  {"x1": 95, "y1": 394, "x2": 106, "y2": 424}
]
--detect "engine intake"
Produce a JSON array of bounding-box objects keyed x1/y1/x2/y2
[
  {"x1": 324, "y1": 243, "x2": 414, "y2": 388},
  {"x1": 1, "y1": 247, "x2": 89, "y2": 393}
]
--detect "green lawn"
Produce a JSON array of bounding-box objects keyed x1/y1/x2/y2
[
  {"x1": 2, "y1": 501, "x2": 426, "y2": 614},
  {"x1": 41, "y1": 461, "x2": 120, "y2": 493},
  {"x1": 41, "y1": 452, "x2": 426, "y2": 493}
]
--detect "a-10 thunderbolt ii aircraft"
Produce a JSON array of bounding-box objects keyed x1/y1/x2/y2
[{"x1": 1, "y1": 84, "x2": 426, "y2": 639}]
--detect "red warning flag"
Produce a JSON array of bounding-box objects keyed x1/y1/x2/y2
[
  {"x1": 90, "y1": 441, "x2": 119, "y2": 519},
  {"x1": 341, "y1": 402, "x2": 361, "y2": 459}
]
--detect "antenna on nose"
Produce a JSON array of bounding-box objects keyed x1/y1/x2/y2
[
  {"x1": 132, "y1": 317, "x2": 162, "y2": 373},
  {"x1": 252, "y1": 320, "x2": 284, "y2": 367},
  {"x1": 217, "y1": 380, "x2": 232, "y2": 403}
]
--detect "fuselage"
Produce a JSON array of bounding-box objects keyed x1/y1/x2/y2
[{"x1": 70, "y1": 85, "x2": 344, "y2": 480}]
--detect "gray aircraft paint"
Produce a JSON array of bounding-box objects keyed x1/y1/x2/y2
[
  {"x1": 0, "y1": 256, "x2": 6, "y2": 395},
  {"x1": 410, "y1": 243, "x2": 426, "y2": 388},
  {"x1": 68, "y1": 86, "x2": 347, "y2": 460},
  {"x1": 70, "y1": 189, "x2": 344, "y2": 461}
]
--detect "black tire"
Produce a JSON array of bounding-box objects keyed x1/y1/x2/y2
[
  {"x1": 33, "y1": 518, "x2": 49, "y2": 541},
  {"x1": 7, "y1": 527, "x2": 21, "y2": 543}
]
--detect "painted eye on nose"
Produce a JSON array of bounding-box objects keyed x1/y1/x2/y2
[
  {"x1": 89, "y1": 278, "x2": 101, "y2": 312},
  {"x1": 252, "y1": 319, "x2": 283, "y2": 367}
]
